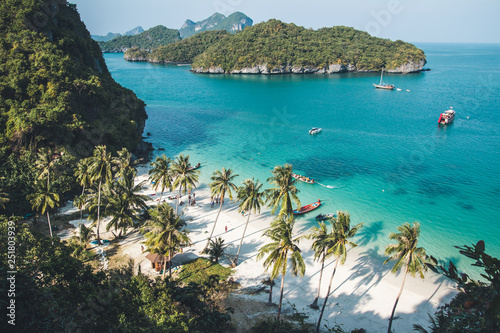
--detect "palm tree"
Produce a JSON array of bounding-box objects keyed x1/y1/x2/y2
[
  {"x1": 75, "y1": 157, "x2": 93, "y2": 195},
  {"x1": 79, "y1": 224, "x2": 95, "y2": 248},
  {"x1": 171, "y1": 154, "x2": 200, "y2": 214},
  {"x1": 35, "y1": 147, "x2": 59, "y2": 188},
  {"x1": 305, "y1": 220, "x2": 336, "y2": 309},
  {"x1": 316, "y1": 211, "x2": 363, "y2": 333},
  {"x1": 384, "y1": 222, "x2": 432, "y2": 333},
  {"x1": 88, "y1": 145, "x2": 114, "y2": 242},
  {"x1": 206, "y1": 237, "x2": 229, "y2": 263},
  {"x1": 148, "y1": 154, "x2": 174, "y2": 202},
  {"x1": 27, "y1": 180, "x2": 60, "y2": 238},
  {"x1": 265, "y1": 164, "x2": 301, "y2": 219},
  {"x1": 105, "y1": 169, "x2": 149, "y2": 238},
  {"x1": 233, "y1": 178, "x2": 265, "y2": 266},
  {"x1": 0, "y1": 188, "x2": 9, "y2": 209},
  {"x1": 113, "y1": 147, "x2": 136, "y2": 179},
  {"x1": 142, "y1": 203, "x2": 191, "y2": 279},
  {"x1": 257, "y1": 216, "x2": 305, "y2": 320},
  {"x1": 203, "y1": 167, "x2": 238, "y2": 253}
]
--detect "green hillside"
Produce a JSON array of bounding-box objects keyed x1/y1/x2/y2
[
  {"x1": 0, "y1": 0, "x2": 148, "y2": 214},
  {"x1": 191, "y1": 19, "x2": 426, "y2": 74},
  {"x1": 99, "y1": 25, "x2": 180, "y2": 52},
  {"x1": 125, "y1": 30, "x2": 229, "y2": 63}
]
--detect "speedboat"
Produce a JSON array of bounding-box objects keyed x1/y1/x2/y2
[{"x1": 309, "y1": 127, "x2": 322, "y2": 135}]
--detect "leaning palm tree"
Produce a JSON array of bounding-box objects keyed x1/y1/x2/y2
[
  {"x1": 384, "y1": 222, "x2": 432, "y2": 333},
  {"x1": 233, "y1": 178, "x2": 265, "y2": 266},
  {"x1": 27, "y1": 180, "x2": 60, "y2": 238},
  {"x1": 203, "y1": 167, "x2": 238, "y2": 253},
  {"x1": 35, "y1": 147, "x2": 59, "y2": 188},
  {"x1": 258, "y1": 216, "x2": 305, "y2": 320},
  {"x1": 79, "y1": 224, "x2": 95, "y2": 248},
  {"x1": 305, "y1": 220, "x2": 336, "y2": 309},
  {"x1": 265, "y1": 164, "x2": 301, "y2": 219},
  {"x1": 171, "y1": 154, "x2": 200, "y2": 214},
  {"x1": 149, "y1": 154, "x2": 174, "y2": 202},
  {"x1": 88, "y1": 145, "x2": 114, "y2": 242},
  {"x1": 316, "y1": 211, "x2": 363, "y2": 333},
  {"x1": 142, "y1": 203, "x2": 191, "y2": 279}
]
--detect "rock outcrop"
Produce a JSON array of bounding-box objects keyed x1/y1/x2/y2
[{"x1": 386, "y1": 59, "x2": 426, "y2": 73}]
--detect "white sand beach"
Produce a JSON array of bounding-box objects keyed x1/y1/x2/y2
[{"x1": 59, "y1": 165, "x2": 457, "y2": 332}]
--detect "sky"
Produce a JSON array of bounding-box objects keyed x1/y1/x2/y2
[{"x1": 71, "y1": 0, "x2": 500, "y2": 43}]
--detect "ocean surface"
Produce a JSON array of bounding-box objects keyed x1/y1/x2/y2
[{"x1": 104, "y1": 43, "x2": 500, "y2": 274}]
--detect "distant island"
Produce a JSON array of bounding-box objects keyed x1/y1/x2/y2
[
  {"x1": 91, "y1": 26, "x2": 144, "y2": 42},
  {"x1": 98, "y1": 12, "x2": 252, "y2": 53},
  {"x1": 191, "y1": 20, "x2": 426, "y2": 74}
]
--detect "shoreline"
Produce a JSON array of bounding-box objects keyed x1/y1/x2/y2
[{"x1": 61, "y1": 164, "x2": 457, "y2": 332}]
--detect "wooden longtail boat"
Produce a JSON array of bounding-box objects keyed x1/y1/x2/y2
[
  {"x1": 316, "y1": 213, "x2": 336, "y2": 220},
  {"x1": 187, "y1": 163, "x2": 201, "y2": 171},
  {"x1": 293, "y1": 200, "x2": 322, "y2": 215},
  {"x1": 292, "y1": 173, "x2": 315, "y2": 184}
]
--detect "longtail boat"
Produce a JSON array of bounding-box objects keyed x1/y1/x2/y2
[
  {"x1": 292, "y1": 173, "x2": 315, "y2": 184},
  {"x1": 187, "y1": 162, "x2": 201, "y2": 171},
  {"x1": 316, "y1": 213, "x2": 336, "y2": 221},
  {"x1": 293, "y1": 200, "x2": 322, "y2": 215}
]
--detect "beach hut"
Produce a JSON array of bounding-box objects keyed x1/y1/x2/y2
[{"x1": 145, "y1": 253, "x2": 169, "y2": 272}]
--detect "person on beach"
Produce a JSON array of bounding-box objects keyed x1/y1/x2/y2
[{"x1": 225, "y1": 226, "x2": 227, "y2": 232}]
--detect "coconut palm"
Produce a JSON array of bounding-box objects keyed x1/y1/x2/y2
[
  {"x1": 171, "y1": 154, "x2": 200, "y2": 214},
  {"x1": 265, "y1": 164, "x2": 301, "y2": 219},
  {"x1": 206, "y1": 237, "x2": 229, "y2": 263},
  {"x1": 27, "y1": 180, "x2": 60, "y2": 238},
  {"x1": 0, "y1": 188, "x2": 9, "y2": 209},
  {"x1": 75, "y1": 157, "x2": 93, "y2": 195},
  {"x1": 88, "y1": 145, "x2": 114, "y2": 241},
  {"x1": 316, "y1": 211, "x2": 363, "y2": 333},
  {"x1": 113, "y1": 147, "x2": 136, "y2": 180},
  {"x1": 35, "y1": 147, "x2": 59, "y2": 188},
  {"x1": 105, "y1": 169, "x2": 149, "y2": 237},
  {"x1": 305, "y1": 220, "x2": 336, "y2": 309},
  {"x1": 233, "y1": 178, "x2": 265, "y2": 266},
  {"x1": 258, "y1": 216, "x2": 305, "y2": 320},
  {"x1": 384, "y1": 222, "x2": 432, "y2": 333},
  {"x1": 79, "y1": 224, "x2": 95, "y2": 248},
  {"x1": 203, "y1": 167, "x2": 239, "y2": 253},
  {"x1": 142, "y1": 203, "x2": 191, "y2": 279},
  {"x1": 149, "y1": 154, "x2": 174, "y2": 202}
]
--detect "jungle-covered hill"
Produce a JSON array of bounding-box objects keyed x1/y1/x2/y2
[
  {"x1": 0, "y1": 0, "x2": 148, "y2": 214},
  {"x1": 124, "y1": 30, "x2": 229, "y2": 63},
  {"x1": 98, "y1": 25, "x2": 181, "y2": 53},
  {"x1": 190, "y1": 19, "x2": 427, "y2": 74}
]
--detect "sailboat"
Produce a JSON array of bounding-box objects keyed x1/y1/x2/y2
[{"x1": 373, "y1": 68, "x2": 395, "y2": 90}]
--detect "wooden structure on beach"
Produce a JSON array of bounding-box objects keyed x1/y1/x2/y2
[{"x1": 145, "y1": 253, "x2": 170, "y2": 272}]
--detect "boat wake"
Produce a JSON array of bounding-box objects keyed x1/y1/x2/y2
[{"x1": 317, "y1": 183, "x2": 345, "y2": 189}]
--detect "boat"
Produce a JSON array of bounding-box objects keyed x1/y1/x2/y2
[
  {"x1": 293, "y1": 200, "x2": 322, "y2": 215},
  {"x1": 438, "y1": 107, "x2": 455, "y2": 125},
  {"x1": 292, "y1": 173, "x2": 315, "y2": 184},
  {"x1": 187, "y1": 162, "x2": 201, "y2": 171},
  {"x1": 316, "y1": 213, "x2": 336, "y2": 220},
  {"x1": 373, "y1": 68, "x2": 395, "y2": 90},
  {"x1": 309, "y1": 127, "x2": 322, "y2": 135}
]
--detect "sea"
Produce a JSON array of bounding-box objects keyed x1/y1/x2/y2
[{"x1": 104, "y1": 43, "x2": 500, "y2": 274}]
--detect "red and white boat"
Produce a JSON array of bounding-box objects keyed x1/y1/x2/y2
[
  {"x1": 438, "y1": 108, "x2": 455, "y2": 125},
  {"x1": 293, "y1": 200, "x2": 322, "y2": 215}
]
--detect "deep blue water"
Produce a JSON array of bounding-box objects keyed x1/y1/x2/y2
[{"x1": 104, "y1": 43, "x2": 500, "y2": 273}]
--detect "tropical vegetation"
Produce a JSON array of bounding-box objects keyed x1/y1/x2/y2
[
  {"x1": 265, "y1": 164, "x2": 301, "y2": 219},
  {"x1": 171, "y1": 154, "x2": 200, "y2": 214},
  {"x1": 98, "y1": 25, "x2": 180, "y2": 52}
]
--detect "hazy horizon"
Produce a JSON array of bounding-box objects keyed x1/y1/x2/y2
[{"x1": 72, "y1": 0, "x2": 500, "y2": 44}]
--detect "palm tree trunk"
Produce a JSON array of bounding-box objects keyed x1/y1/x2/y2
[
  {"x1": 203, "y1": 201, "x2": 223, "y2": 253},
  {"x1": 268, "y1": 278, "x2": 274, "y2": 305},
  {"x1": 233, "y1": 212, "x2": 251, "y2": 266},
  {"x1": 79, "y1": 184, "x2": 85, "y2": 245},
  {"x1": 387, "y1": 266, "x2": 409, "y2": 333},
  {"x1": 316, "y1": 254, "x2": 340, "y2": 333},
  {"x1": 310, "y1": 252, "x2": 326, "y2": 309},
  {"x1": 46, "y1": 211, "x2": 53, "y2": 238},
  {"x1": 277, "y1": 270, "x2": 286, "y2": 320},
  {"x1": 176, "y1": 187, "x2": 181, "y2": 215},
  {"x1": 161, "y1": 257, "x2": 167, "y2": 280},
  {"x1": 168, "y1": 234, "x2": 172, "y2": 278},
  {"x1": 96, "y1": 180, "x2": 102, "y2": 242}
]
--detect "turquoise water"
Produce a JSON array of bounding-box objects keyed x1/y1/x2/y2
[{"x1": 104, "y1": 43, "x2": 500, "y2": 272}]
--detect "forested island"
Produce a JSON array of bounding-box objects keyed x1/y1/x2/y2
[{"x1": 99, "y1": 25, "x2": 181, "y2": 53}]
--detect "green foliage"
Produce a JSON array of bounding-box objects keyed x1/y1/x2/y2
[
  {"x1": 0, "y1": 217, "x2": 231, "y2": 332},
  {"x1": 99, "y1": 25, "x2": 180, "y2": 52},
  {"x1": 0, "y1": 0, "x2": 148, "y2": 215},
  {"x1": 191, "y1": 19, "x2": 426, "y2": 72},
  {"x1": 178, "y1": 258, "x2": 233, "y2": 285},
  {"x1": 125, "y1": 30, "x2": 229, "y2": 63}
]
